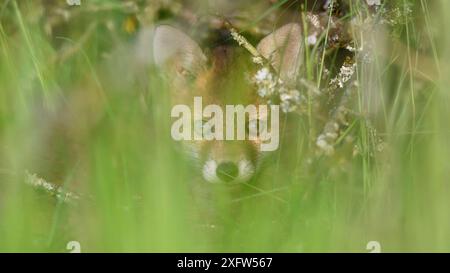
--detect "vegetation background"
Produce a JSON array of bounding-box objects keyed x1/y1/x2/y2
[{"x1": 0, "y1": 0, "x2": 449, "y2": 252}]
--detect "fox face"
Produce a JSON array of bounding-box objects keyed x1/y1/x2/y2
[{"x1": 153, "y1": 23, "x2": 302, "y2": 184}]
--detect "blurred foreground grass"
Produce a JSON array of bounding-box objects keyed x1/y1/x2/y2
[{"x1": 0, "y1": 0, "x2": 450, "y2": 252}]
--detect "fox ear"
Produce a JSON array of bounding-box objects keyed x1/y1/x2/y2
[
  {"x1": 153, "y1": 25, "x2": 206, "y2": 76},
  {"x1": 257, "y1": 23, "x2": 303, "y2": 82}
]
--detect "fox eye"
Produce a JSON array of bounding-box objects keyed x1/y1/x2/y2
[
  {"x1": 194, "y1": 119, "x2": 214, "y2": 138},
  {"x1": 248, "y1": 119, "x2": 258, "y2": 133},
  {"x1": 259, "y1": 120, "x2": 266, "y2": 132},
  {"x1": 194, "y1": 119, "x2": 205, "y2": 137},
  {"x1": 178, "y1": 68, "x2": 196, "y2": 83},
  {"x1": 203, "y1": 123, "x2": 214, "y2": 139},
  {"x1": 247, "y1": 119, "x2": 265, "y2": 135}
]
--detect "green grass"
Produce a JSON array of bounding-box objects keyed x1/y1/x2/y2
[{"x1": 0, "y1": 0, "x2": 449, "y2": 252}]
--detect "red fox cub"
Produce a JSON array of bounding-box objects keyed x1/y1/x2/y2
[{"x1": 153, "y1": 22, "x2": 302, "y2": 184}]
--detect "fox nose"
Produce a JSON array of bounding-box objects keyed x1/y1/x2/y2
[{"x1": 216, "y1": 161, "x2": 239, "y2": 182}]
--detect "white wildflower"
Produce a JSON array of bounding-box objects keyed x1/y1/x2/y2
[
  {"x1": 366, "y1": 0, "x2": 381, "y2": 6},
  {"x1": 330, "y1": 62, "x2": 357, "y2": 88},
  {"x1": 253, "y1": 68, "x2": 302, "y2": 113},
  {"x1": 258, "y1": 87, "x2": 270, "y2": 98},
  {"x1": 255, "y1": 68, "x2": 271, "y2": 81},
  {"x1": 346, "y1": 45, "x2": 356, "y2": 52},
  {"x1": 307, "y1": 34, "x2": 318, "y2": 45},
  {"x1": 280, "y1": 89, "x2": 301, "y2": 113},
  {"x1": 316, "y1": 121, "x2": 340, "y2": 156},
  {"x1": 253, "y1": 67, "x2": 278, "y2": 98},
  {"x1": 316, "y1": 134, "x2": 335, "y2": 156}
]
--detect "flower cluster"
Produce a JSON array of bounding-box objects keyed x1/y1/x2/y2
[
  {"x1": 253, "y1": 68, "x2": 277, "y2": 97},
  {"x1": 26, "y1": 171, "x2": 79, "y2": 203},
  {"x1": 366, "y1": 0, "x2": 381, "y2": 6},
  {"x1": 316, "y1": 122, "x2": 339, "y2": 156},
  {"x1": 252, "y1": 67, "x2": 301, "y2": 113},
  {"x1": 229, "y1": 25, "x2": 302, "y2": 113},
  {"x1": 364, "y1": 0, "x2": 413, "y2": 27},
  {"x1": 279, "y1": 87, "x2": 301, "y2": 113},
  {"x1": 330, "y1": 61, "x2": 357, "y2": 89}
]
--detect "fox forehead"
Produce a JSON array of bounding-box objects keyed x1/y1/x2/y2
[{"x1": 178, "y1": 45, "x2": 261, "y2": 106}]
